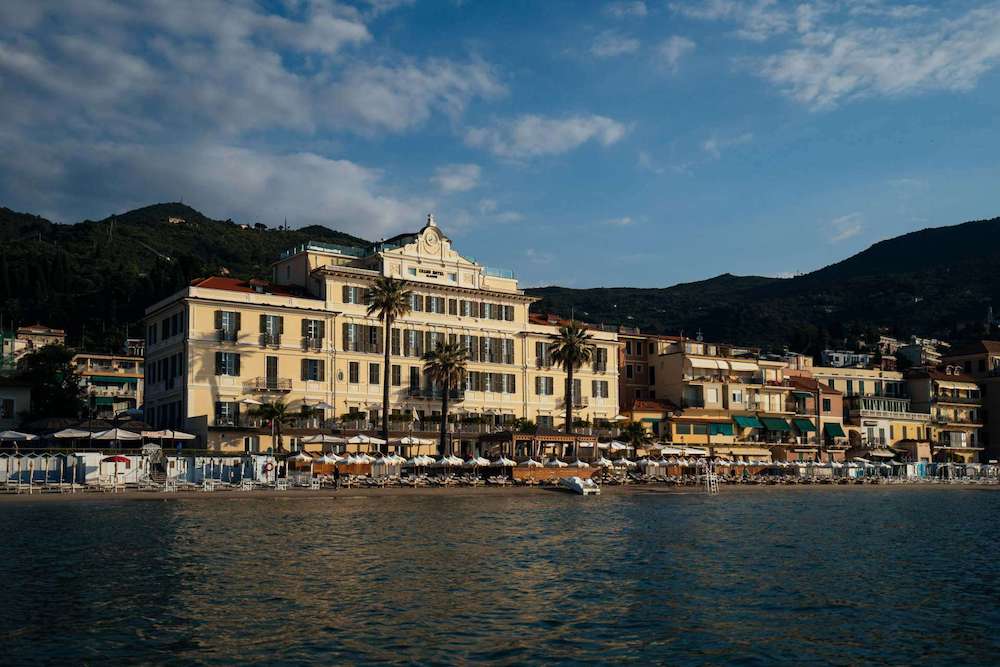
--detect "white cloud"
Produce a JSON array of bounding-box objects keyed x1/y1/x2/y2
[
  {"x1": 592, "y1": 30, "x2": 641, "y2": 57},
  {"x1": 828, "y1": 212, "x2": 864, "y2": 242},
  {"x1": 658, "y1": 35, "x2": 696, "y2": 71},
  {"x1": 758, "y1": 5, "x2": 1000, "y2": 110},
  {"x1": 606, "y1": 1, "x2": 648, "y2": 18},
  {"x1": 432, "y1": 163, "x2": 481, "y2": 192},
  {"x1": 606, "y1": 216, "x2": 634, "y2": 226},
  {"x1": 702, "y1": 132, "x2": 753, "y2": 159},
  {"x1": 670, "y1": 0, "x2": 792, "y2": 41},
  {"x1": 466, "y1": 114, "x2": 628, "y2": 158}
]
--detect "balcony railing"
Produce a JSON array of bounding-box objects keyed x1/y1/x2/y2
[
  {"x1": 302, "y1": 337, "x2": 324, "y2": 351},
  {"x1": 260, "y1": 333, "x2": 281, "y2": 348},
  {"x1": 217, "y1": 329, "x2": 239, "y2": 342},
  {"x1": 536, "y1": 357, "x2": 552, "y2": 368},
  {"x1": 244, "y1": 377, "x2": 292, "y2": 392},
  {"x1": 934, "y1": 395, "x2": 981, "y2": 405},
  {"x1": 407, "y1": 387, "x2": 466, "y2": 401},
  {"x1": 559, "y1": 396, "x2": 589, "y2": 409}
]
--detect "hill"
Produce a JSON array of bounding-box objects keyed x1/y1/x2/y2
[
  {"x1": 0, "y1": 203, "x2": 368, "y2": 350},
  {"x1": 527, "y1": 216, "x2": 1000, "y2": 352},
  {"x1": 1, "y1": 203, "x2": 998, "y2": 354}
]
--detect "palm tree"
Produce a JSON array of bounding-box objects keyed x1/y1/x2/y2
[
  {"x1": 422, "y1": 341, "x2": 467, "y2": 457},
  {"x1": 251, "y1": 399, "x2": 295, "y2": 452},
  {"x1": 549, "y1": 321, "x2": 595, "y2": 435},
  {"x1": 621, "y1": 421, "x2": 653, "y2": 455},
  {"x1": 366, "y1": 276, "x2": 412, "y2": 449}
]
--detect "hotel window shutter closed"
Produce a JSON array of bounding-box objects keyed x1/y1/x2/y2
[
  {"x1": 214, "y1": 310, "x2": 222, "y2": 329},
  {"x1": 449, "y1": 299, "x2": 457, "y2": 315},
  {"x1": 342, "y1": 286, "x2": 350, "y2": 302},
  {"x1": 535, "y1": 376, "x2": 541, "y2": 395},
  {"x1": 214, "y1": 352, "x2": 223, "y2": 375},
  {"x1": 234, "y1": 312, "x2": 241, "y2": 331},
  {"x1": 301, "y1": 320, "x2": 309, "y2": 337},
  {"x1": 316, "y1": 320, "x2": 324, "y2": 339},
  {"x1": 259, "y1": 314, "x2": 267, "y2": 333},
  {"x1": 277, "y1": 316, "x2": 284, "y2": 334},
  {"x1": 301, "y1": 359, "x2": 308, "y2": 381},
  {"x1": 234, "y1": 354, "x2": 240, "y2": 376},
  {"x1": 318, "y1": 361, "x2": 325, "y2": 381}
]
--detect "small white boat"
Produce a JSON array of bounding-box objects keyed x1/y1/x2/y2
[{"x1": 560, "y1": 476, "x2": 601, "y2": 495}]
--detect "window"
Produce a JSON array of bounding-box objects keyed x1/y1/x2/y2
[
  {"x1": 259, "y1": 314, "x2": 283, "y2": 345},
  {"x1": 301, "y1": 359, "x2": 324, "y2": 381},
  {"x1": 846, "y1": 380, "x2": 854, "y2": 396},
  {"x1": 535, "y1": 376, "x2": 555, "y2": 395},
  {"x1": 408, "y1": 267, "x2": 417, "y2": 276},
  {"x1": 302, "y1": 319, "x2": 325, "y2": 345},
  {"x1": 822, "y1": 398, "x2": 832, "y2": 412},
  {"x1": 706, "y1": 388, "x2": 719, "y2": 403},
  {"x1": 592, "y1": 380, "x2": 609, "y2": 398},
  {"x1": 409, "y1": 366, "x2": 420, "y2": 388},
  {"x1": 731, "y1": 390, "x2": 743, "y2": 404},
  {"x1": 448, "y1": 272, "x2": 457, "y2": 282},
  {"x1": 626, "y1": 364, "x2": 634, "y2": 379},
  {"x1": 0, "y1": 398, "x2": 13, "y2": 419},
  {"x1": 343, "y1": 323, "x2": 382, "y2": 353},
  {"x1": 215, "y1": 310, "x2": 240, "y2": 341},
  {"x1": 676, "y1": 423, "x2": 692, "y2": 435},
  {"x1": 214, "y1": 352, "x2": 240, "y2": 376},
  {"x1": 348, "y1": 362, "x2": 359, "y2": 384},
  {"x1": 391, "y1": 364, "x2": 401, "y2": 386},
  {"x1": 649, "y1": 367, "x2": 655, "y2": 382},
  {"x1": 448, "y1": 299, "x2": 458, "y2": 315},
  {"x1": 342, "y1": 286, "x2": 369, "y2": 304},
  {"x1": 215, "y1": 401, "x2": 239, "y2": 427},
  {"x1": 409, "y1": 294, "x2": 424, "y2": 311},
  {"x1": 593, "y1": 347, "x2": 608, "y2": 372},
  {"x1": 692, "y1": 424, "x2": 708, "y2": 435},
  {"x1": 538, "y1": 415, "x2": 553, "y2": 428},
  {"x1": 369, "y1": 363, "x2": 380, "y2": 384},
  {"x1": 625, "y1": 341, "x2": 632, "y2": 355}
]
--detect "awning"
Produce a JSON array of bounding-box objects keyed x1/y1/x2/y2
[
  {"x1": 760, "y1": 417, "x2": 790, "y2": 432},
  {"x1": 93, "y1": 397, "x2": 116, "y2": 405},
  {"x1": 935, "y1": 380, "x2": 978, "y2": 391},
  {"x1": 708, "y1": 423, "x2": 734, "y2": 436},
  {"x1": 793, "y1": 418, "x2": 816, "y2": 432},
  {"x1": 792, "y1": 390, "x2": 814, "y2": 398},
  {"x1": 713, "y1": 447, "x2": 771, "y2": 456},
  {"x1": 823, "y1": 422, "x2": 846, "y2": 438},
  {"x1": 869, "y1": 449, "x2": 896, "y2": 458},
  {"x1": 91, "y1": 375, "x2": 139, "y2": 384},
  {"x1": 728, "y1": 361, "x2": 758, "y2": 372},
  {"x1": 689, "y1": 358, "x2": 728, "y2": 370},
  {"x1": 734, "y1": 415, "x2": 764, "y2": 429}
]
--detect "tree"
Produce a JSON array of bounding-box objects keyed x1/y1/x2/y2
[
  {"x1": 251, "y1": 399, "x2": 295, "y2": 452},
  {"x1": 16, "y1": 344, "x2": 85, "y2": 420},
  {"x1": 366, "y1": 277, "x2": 412, "y2": 450},
  {"x1": 549, "y1": 321, "x2": 595, "y2": 435},
  {"x1": 422, "y1": 341, "x2": 467, "y2": 457},
  {"x1": 620, "y1": 421, "x2": 653, "y2": 453}
]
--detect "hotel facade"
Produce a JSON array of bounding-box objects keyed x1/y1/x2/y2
[{"x1": 143, "y1": 217, "x2": 620, "y2": 453}]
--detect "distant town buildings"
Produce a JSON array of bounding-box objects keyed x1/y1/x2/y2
[{"x1": 72, "y1": 352, "x2": 145, "y2": 420}]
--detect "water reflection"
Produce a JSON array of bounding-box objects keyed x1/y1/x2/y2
[{"x1": 1, "y1": 488, "x2": 998, "y2": 664}]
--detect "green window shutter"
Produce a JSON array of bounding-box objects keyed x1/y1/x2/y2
[
  {"x1": 234, "y1": 354, "x2": 240, "y2": 376},
  {"x1": 318, "y1": 360, "x2": 325, "y2": 381},
  {"x1": 302, "y1": 319, "x2": 309, "y2": 337},
  {"x1": 234, "y1": 312, "x2": 241, "y2": 331},
  {"x1": 278, "y1": 316, "x2": 284, "y2": 334},
  {"x1": 317, "y1": 320, "x2": 324, "y2": 339},
  {"x1": 215, "y1": 352, "x2": 223, "y2": 375},
  {"x1": 301, "y1": 358, "x2": 308, "y2": 381},
  {"x1": 259, "y1": 314, "x2": 267, "y2": 333},
  {"x1": 214, "y1": 310, "x2": 222, "y2": 329}
]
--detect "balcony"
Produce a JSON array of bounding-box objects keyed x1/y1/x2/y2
[
  {"x1": 302, "y1": 337, "x2": 324, "y2": 351},
  {"x1": 244, "y1": 377, "x2": 292, "y2": 392},
  {"x1": 934, "y1": 395, "x2": 981, "y2": 406},
  {"x1": 259, "y1": 333, "x2": 281, "y2": 348},
  {"x1": 217, "y1": 329, "x2": 239, "y2": 343},
  {"x1": 593, "y1": 362, "x2": 608, "y2": 373},
  {"x1": 407, "y1": 387, "x2": 466, "y2": 401},
  {"x1": 558, "y1": 396, "x2": 589, "y2": 409},
  {"x1": 535, "y1": 357, "x2": 552, "y2": 368}
]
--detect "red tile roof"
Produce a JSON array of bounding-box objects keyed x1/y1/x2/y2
[
  {"x1": 190, "y1": 276, "x2": 311, "y2": 298},
  {"x1": 630, "y1": 398, "x2": 678, "y2": 412},
  {"x1": 788, "y1": 375, "x2": 842, "y2": 395},
  {"x1": 945, "y1": 340, "x2": 1000, "y2": 357},
  {"x1": 907, "y1": 368, "x2": 979, "y2": 384}
]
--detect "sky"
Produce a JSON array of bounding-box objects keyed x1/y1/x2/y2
[{"x1": 1, "y1": 0, "x2": 1000, "y2": 288}]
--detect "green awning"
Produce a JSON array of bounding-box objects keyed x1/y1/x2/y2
[
  {"x1": 824, "y1": 422, "x2": 846, "y2": 438},
  {"x1": 793, "y1": 418, "x2": 816, "y2": 432},
  {"x1": 792, "y1": 390, "x2": 814, "y2": 398},
  {"x1": 640, "y1": 418, "x2": 659, "y2": 423},
  {"x1": 761, "y1": 417, "x2": 791, "y2": 432},
  {"x1": 91, "y1": 375, "x2": 138, "y2": 384},
  {"x1": 709, "y1": 423, "x2": 734, "y2": 436},
  {"x1": 734, "y1": 415, "x2": 764, "y2": 429},
  {"x1": 93, "y1": 397, "x2": 115, "y2": 405}
]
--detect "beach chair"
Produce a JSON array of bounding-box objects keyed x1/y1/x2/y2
[{"x1": 275, "y1": 478, "x2": 289, "y2": 491}]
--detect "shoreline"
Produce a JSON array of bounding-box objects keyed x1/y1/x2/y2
[{"x1": 1, "y1": 481, "x2": 997, "y2": 504}]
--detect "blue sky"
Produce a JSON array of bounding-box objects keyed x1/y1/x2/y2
[{"x1": 1, "y1": 1, "x2": 999, "y2": 288}]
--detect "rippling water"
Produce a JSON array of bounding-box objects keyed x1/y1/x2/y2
[{"x1": 2, "y1": 487, "x2": 998, "y2": 665}]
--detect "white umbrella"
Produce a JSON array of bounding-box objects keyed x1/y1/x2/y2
[
  {"x1": 545, "y1": 458, "x2": 568, "y2": 468},
  {"x1": 240, "y1": 398, "x2": 263, "y2": 405},
  {"x1": 52, "y1": 428, "x2": 92, "y2": 439},
  {"x1": 657, "y1": 446, "x2": 683, "y2": 455},
  {"x1": 492, "y1": 456, "x2": 517, "y2": 467},
  {"x1": 436, "y1": 456, "x2": 455, "y2": 466},
  {"x1": 93, "y1": 428, "x2": 141, "y2": 441},
  {"x1": 613, "y1": 457, "x2": 635, "y2": 467},
  {"x1": 465, "y1": 456, "x2": 490, "y2": 467},
  {"x1": 142, "y1": 429, "x2": 197, "y2": 440},
  {"x1": 522, "y1": 458, "x2": 543, "y2": 467},
  {"x1": 347, "y1": 434, "x2": 386, "y2": 445},
  {"x1": 0, "y1": 430, "x2": 37, "y2": 441},
  {"x1": 608, "y1": 441, "x2": 628, "y2": 452},
  {"x1": 611, "y1": 414, "x2": 628, "y2": 422},
  {"x1": 570, "y1": 459, "x2": 591, "y2": 468},
  {"x1": 300, "y1": 434, "x2": 347, "y2": 445},
  {"x1": 596, "y1": 442, "x2": 611, "y2": 450},
  {"x1": 594, "y1": 456, "x2": 614, "y2": 467},
  {"x1": 396, "y1": 435, "x2": 434, "y2": 445},
  {"x1": 318, "y1": 454, "x2": 343, "y2": 464},
  {"x1": 637, "y1": 458, "x2": 651, "y2": 468},
  {"x1": 311, "y1": 401, "x2": 335, "y2": 410}
]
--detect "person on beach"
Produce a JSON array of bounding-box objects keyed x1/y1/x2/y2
[{"x1": 333, "y1": 466, "x2": 341, "y2": 489}]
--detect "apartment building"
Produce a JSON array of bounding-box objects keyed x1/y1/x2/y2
[
  {"x1": 143, "y1": 216, "x2": 619, "y2": 452},
  {"x1": 617, "y1": 330, "x2": 681, "y2": 409},
  {"x1": 72, "y1": 352, "x2": 145, "y2": 420},
  {"x1": 905, "y1": 366, "x2": 982, "y2": 463},
  {"x1": 943, "y1": 340, "x2": 1000, "y2": 461}
]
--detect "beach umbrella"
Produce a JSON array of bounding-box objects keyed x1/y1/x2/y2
[
  {"x1": 0, "y1": 430, "x2": 37, "y2": 441},
  {"x1": 292, "y1": 451, "x2": 313, "y2": 463},
  {"x1": 608, "y1": 441, "x2": 628, "y2": 452},
  {"x1": 569, "y1": 459, "x2": 591, "y2": 469},
  {"x1": 299, "y1": 434, "x2": 347, "y2": 445},
  {"x1": 492, "y1": 456, "x2": 517, "y2": 467},
  {"x1": 93, "y1": 428, "x2": 141, "y2": 442},
  {"x1": 465, "y1": 456, "x2": 490, "y2": 467},
  {"x1": 613, "y1": 457, "x2": 635, "y2": 468},
  {"x1": 318, "y1": 453, "x2": 342, "y2": 464},
  {"x1": 546, "y1": 458, "x2": 568, "y2": 468},
  {"x1": 52, "y1": 428, "x2": 92, "y2": 439},
  {"x1": 522, "y1": 458, "x2": 543, "y2": 467},
  {"x1": 396, "y1": 436, "x2": 434, "y2": 445},
  {"x1": 101, "y1": 454, "x2": 131, "y2": 485},
  {"x1": 593, "y1": 456, "x2": 613, "y2": 468},
  {"x1": 637, "y1": 457, "x2": 651, "y2": 468}
]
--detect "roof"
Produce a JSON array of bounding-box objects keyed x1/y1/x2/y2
[
  {"x1": 189, "y1": 276, "x2": 312, "y2": 298},
  {"x1": 16, "y1": 324, "x2": 65, "y2": 335},
  {"x1": 907, "y1": 368, "x2": 979, "y2": 384},
  {"x1": 629, "y1": 398, "x2": 678, "y2": 413},
  {"x1": 945, "y1": 340, "x2": 1000, "y2": 357},
  {"x1": 788, "y1": 375, "x2": 841, "y2": 395}
]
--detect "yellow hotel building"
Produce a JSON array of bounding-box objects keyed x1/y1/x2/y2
[{"x1": 143, "y1": 216, "x2": 619, "y2": 452}]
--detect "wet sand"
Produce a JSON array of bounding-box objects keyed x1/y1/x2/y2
[{"x1": 0, "y1": 481, "x2": 995, "y2": 504}]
